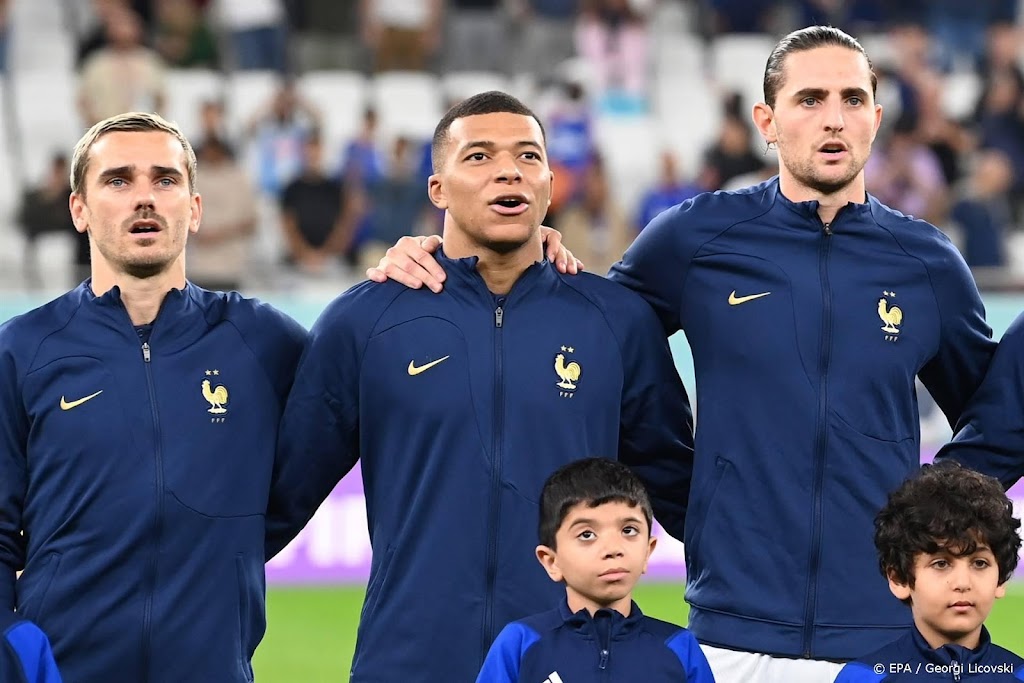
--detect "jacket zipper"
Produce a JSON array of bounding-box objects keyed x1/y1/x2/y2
[
  {"x1": 802, "y1": 219, "x2": 833, "y2": 657},
  {"x1": 596, "y1": 611, "x2": 612, "y2": 679},
  {"x1": 481, "y1": 298, "x2": 506, "y2": 661},
  {"x1": 140, "y1": 340, "x2": 163, "y2": 682}
]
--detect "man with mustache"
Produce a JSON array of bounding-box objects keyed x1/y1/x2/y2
[{"x1": 0, "y1": 112, "x2": 307, "y2": 681}]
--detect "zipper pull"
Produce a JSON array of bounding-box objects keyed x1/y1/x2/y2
[
  {"x1": 142, "y1": 342, "x2": 151, "y2": 363},
  {"x1": 599, "y1": 648, "x2": 609, "y2": 670},
  {"x1": 823, "y1": 222, "x2": 833, "y2": 236},
  {"x1": 494, "y1": 306, "x2": 503, "y2": 328}
]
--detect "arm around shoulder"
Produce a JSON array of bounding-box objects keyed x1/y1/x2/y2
[{"x1": 0, "y1": 328, "x2": 28, "y2": 611}]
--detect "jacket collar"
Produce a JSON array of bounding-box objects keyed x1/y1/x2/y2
[
  {"x1": 436, "y1": 247, "x2": 551, "y2": 301},
  {"x1": 559, "y1": 599, "x2": 644, "y2": 636},
  {"x1": 767, "y1": 175, "x2": 876, "y2": 228},
  {"x1": 76, "y1": 279, "x2": 211, "y2": 351},
  {"x1": 909, "y1": 624, "x2": 992, "y2": 666}
]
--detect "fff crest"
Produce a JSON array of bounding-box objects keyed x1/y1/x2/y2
[{"x1": 554, "y1": 345, "x2": 581, "y2": 398}]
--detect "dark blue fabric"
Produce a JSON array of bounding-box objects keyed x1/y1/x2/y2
[{"x1": 2, "y1": 613, "x2": 62, "y2": 683}]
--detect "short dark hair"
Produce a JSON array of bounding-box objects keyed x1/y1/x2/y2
[
  {"x1": 763, "y1": 25, "x2": 878, "y2": 108},
  {"x1": 430, "y1": 91, "x2": 546, "y2": 173},
  {"x1": 875, "y1": 461, "x2": 1022, "y2": 595},
  {"x1": 538, "y1": 458, "x2": 653, "y2": 549}
]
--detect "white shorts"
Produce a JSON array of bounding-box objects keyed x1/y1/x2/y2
[{"x1": 700, "y1": 644, "x2": 846, "y2": 683}]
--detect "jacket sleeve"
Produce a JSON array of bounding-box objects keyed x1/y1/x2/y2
[
  {"x1": 936, "y1": 310, "x2": 1024, "y2": 488},
  {"x1": 917, "y1": 241, "x2": 995, "y2": 426},
  {"x1": 665, "y1": 629, "x2": 715, "y2": 683},
  {"x1": 608, "y1": 201, "x2": 695, "y2": 337},
  {"x1": 610, "y1": 291, "x2": 694, "y2": 542},
  {"x1": 0, "y1": 331, "x2": 27, "y2": 612},
  {"x1": 475, "y1": 622, "x2": 539, "y2": 683},
  {"x1": 3, "y1": 621, "x2": 63, "y2": 683},
  {"x1": 265, "y1": 291, "x2": 369, "y2": 560}
]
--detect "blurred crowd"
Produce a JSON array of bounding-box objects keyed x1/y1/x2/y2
[{"x1": 6, "y1": 0, "x2": 1024, "y2": 290}]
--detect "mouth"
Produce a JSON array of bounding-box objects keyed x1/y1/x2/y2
[
  {"x1": 818, "y1": 141, "x2": 848, "y2": 160},
  {"x1": 599, "y1": 568, "x2": 630, "y2": 581},
  {"x1": 490, "y1": 194, "x2": 530, "y2": 216},
  {"x1": 129, "y1": 219, "x2": 163, "y2": 235},
  {"x1": 950, "y1": 601, "x2": 975, "y2": 612}
]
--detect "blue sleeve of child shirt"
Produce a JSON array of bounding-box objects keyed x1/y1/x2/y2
[
  {"x1": 476, "y1": 622, "x2": 541, "y2": 683},
  {"x1": 665, "y1": 629, "x2": 716, "y2": 683},
  {"x1": 833, "y1": 662, "x2": 887, "y2": 683},
  {"x1": 4, "y1": 621, "x2": 63, "y2": 683}
]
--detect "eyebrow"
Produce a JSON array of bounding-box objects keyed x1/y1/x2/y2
[
  {"x1": 96, "y1": 165, "x2": 185, "y2": 184},
  {"x1": 793, "y1": 87, "x2": 870, "y2": 101},
  {"x1": 569, "y1": 516, "x2": 646, "y2": 528},
  {"x1": 459, "y1": 140, "x2": 543, "y2": 154}
]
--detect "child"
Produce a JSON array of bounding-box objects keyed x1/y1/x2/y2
[
  {"x1": 476, "y1": 458, "x2": 715, "y2": 682},
  {"x1": 1, "y1": 611, "x2": 62, "y2": 682},
  {"x1": 835, "y1": 461, "x2": 1024, "y2": 681}
]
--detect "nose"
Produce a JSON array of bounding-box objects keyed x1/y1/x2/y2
[
  {"x1": 133, "y1": 183, "x2": 156, "y2": 212},
  {"x1": 949, "y1": 564, "x2": 971, "y2": 592},
  {"x1": 494, "y1": 153, "x2": 523, "y2": 184},
  {"x1": 823, "y1": 99, "x2": 845, "y2": 133},
  {"x1": 601, "y1": 542, "x2": 625, "y2": 560}
]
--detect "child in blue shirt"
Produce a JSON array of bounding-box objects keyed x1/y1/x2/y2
[
  {"x1": 1, "y1": 611, "x2": 62, "y2": 683},
  {"x1": 836, "y1": 462, "x2": 1023, "y2": 682},
  {"x1": 477, "y1": 458, "x2": 715, "y2": 682}
]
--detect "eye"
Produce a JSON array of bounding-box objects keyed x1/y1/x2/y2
[
  {"x1": 931, "y1": 559, "x2": 950, "y2": 569},
  {"x1": 972, "y1": 558, "x2": 992, "y2": 569},
  {"x1": 158, "y1": 177, "x2": 176, "y2": 187},
  {"x1": 847, "y1": 96, "x2": 863, "y2": 106},
  {"x1": 577, "y1": 530, "x2": 596, "y2": 541},
  {"x1": 622, "y1": 526, "x2": 640, "y2": 537},
  {"x1": 466, "y1": 152, "x2": 487, "y2": 162},
  {"x1": 802, "y1": 97, "x2": 818, "y2": 106},
  {"x1": 108, "y1": 178, "x2": 126, "y2": 187},
  {"x1": 522, "y1": 151, "x2": 541, "y2": 161}
]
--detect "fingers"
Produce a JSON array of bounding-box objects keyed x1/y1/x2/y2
[{"x1": 367, "y1": 235, "x2": 447, "y2": 293}]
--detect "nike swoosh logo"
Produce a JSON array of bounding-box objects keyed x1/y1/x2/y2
[
  {"x1": 407, "y1": 356, "x2": 450, "y2": 376},
  {"x1": 728, "y1": 290, "x2": 771, "y2": 305},
  {"x1": 60, "y1": 390, "x2": 103, "y2": 411}
]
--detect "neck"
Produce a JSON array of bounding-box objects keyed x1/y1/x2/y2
[
  {"x1": 917, "y1": 620, "x2": 982, "y2": 651},
  {"x1": 442, "y1": 218, "x2": 543, "y2": 296},
  {"x1": 778, "y1": 172, "x2": 866, "y2": 225},
  {"x1": 90, "y1": 260, "x2": 186, "y2": 325},
  {"x1": 566, "y1": 588, "x2": 632, "y2": 618}
]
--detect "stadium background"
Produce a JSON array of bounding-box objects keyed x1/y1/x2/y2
[{"x1": 0, "y1": 0, "x2": 1022, "y2": 679}]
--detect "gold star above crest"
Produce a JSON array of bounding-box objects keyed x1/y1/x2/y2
[
  {"x1": 205, "y1": 370, "x2": 212, "y2": 376},
  {"x1": 560, "y1": 345, "x2": 567, "y2": 352},
  {"x1": 567, "y1": 347, "x2": 574, "y2": 353},
  {"x1": 213, "y1": 369, "x2": 220, "y2": 375}
]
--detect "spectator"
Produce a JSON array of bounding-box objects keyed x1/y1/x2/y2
[
  {"x1": 360, "y1": 136, "x2": 430, "y2": 268},
  {"x1": 444, "y1": 0, "x2": 507, "y2": 73},
  {"x1": 511, "y1": 0, "x2": 578, "y2": 82},
  {"x1": 558, "y1": 152, "x2": 632, "y2": 275},
  {"x1": 17, "y1": 154, "x2": 86, "y2": 289},
  {"x1": 866, "y1": 116, "x2": 948, "y2": 224},
  {"x1": 245, "y1": 79, "x2": 321, "y2": 198},
  {"x1": 153, "y1": 0, "x2": 219, "y2": 68},
  {"x1": 212, "y1": 0, "x2": 288, "y2": 72},
  {"x1": 78, "y1": 6, "x2": 167, "y2": 125},
  {"x1": 0, "y1": 0, "x2": 10, "y2": 73},
  {"x1": 952, "y1": 149, "x2": 1014, "y2": 269},
  {"x1": 187, "y1": 136, "x2": 258, "y2": 291},
  {"x1": 291, "y1": 0, "x2": 364, "y2": 71},
  {"x1": 702, "y1": 104, "x2": 768, "y2": 189},
  {"x1": 194, "y1": 99, "x2": 235, "y2": 157},
  {"x1": 280, "y1": 132, "x2": 360, "y2": 275},
  {"x1": 575, "y1": 0, "x2": 650, "y2": 108},
  {"x1": 701, "y1": 0, "x2": 780, "y2": 34},
  {"x1": 544, "y1": 80, "x2": 596, "y2": 222},
  {"x1": 360, "y1": 0, "x2": 442, "y2": 72},
  {"x1": 636, "y1": 150, "x2": 706, "y2": 232}
]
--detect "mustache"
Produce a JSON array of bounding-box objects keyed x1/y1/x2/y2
[{"x1": 121, "y1": 211, "x2": 168, "y2": 231}]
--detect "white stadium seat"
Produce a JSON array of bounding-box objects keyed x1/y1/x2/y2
[
  {"x1": 163, "y1": 69, "x2": 225, "y2": 142},
  {"x1": 370, "y1": 71, "x2": 444, "y2": 142}
]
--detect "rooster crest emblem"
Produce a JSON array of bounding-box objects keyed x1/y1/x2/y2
[
  {"x1": 202, "y1": 370, "x2": 229, "y2": 415},
  {"x1": 554, "y1": 346, "x2": 581, "y2": 396},
  {"x1": 877, "y1": 291, "x2": 903, "y2": 338}
]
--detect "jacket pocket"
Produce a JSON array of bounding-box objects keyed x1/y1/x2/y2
[
  {"x1": 16, "y1": 551, "x2": 62, "y2": 621},
  {"x1": 235, "y1": 554, "x2": 261, "y2": 683},
  {"x1": 684, "y1": 456, "x2": 731, "y2": 570},
  {"x1": 359, "y1": 545, "x2": 396, "y2": 625}
]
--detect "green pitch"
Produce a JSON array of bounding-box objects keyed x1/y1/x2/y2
[{"x1": 254, "y1": 583, "x2": 1024, "y2": 682}]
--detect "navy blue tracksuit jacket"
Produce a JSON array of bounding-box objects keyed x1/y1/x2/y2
[
  {"x1": 0, "y1": 282, "x2": 306, "y2": 682},
  {"x1": 477, "y1": 600, "x2": 716, "y2": 682},
  {"x1": 267, "y1": 254, "x2": 695, "y2": 682},
  {"x1": 610, "y1": 177, "x2": 995, "y2": 659},
  {"x1": 835, "y1": 626, "x2": 1024, "y2": 681}
]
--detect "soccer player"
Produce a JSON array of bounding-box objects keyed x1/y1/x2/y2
[
  {"x1": 834, "y1": 462, "x2": 1023, "y2": 682},
  {"x1": 0, "y1": 112, "x2": 307, "y2": 681},
  {"x1": 266, "y1": 91, "x2": 695, "y2": 683},
  {"x1": 369, "y1": 26, "x2": 996, "y2": 682},
  {"x1": 477, "y1": 458, "x2": 714, "y2": 683}
]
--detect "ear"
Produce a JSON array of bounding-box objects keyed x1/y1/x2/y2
[
  {"x1": 752, "y1": 102, "x2": 777, "y2": 145},
  {"x1": 69, "y1": 193, "x2": 89, "y2": 235},
  {"x1": 871, "y1": 103, "x2": 884, "y2": 141},
  {"x1": 535, "y1": 544, "x2": 563, "y2": 583},
  {"x1": 887, "y1": 569, "x2": 912, "y2": 602},
  {"x1": 189, "y1": 193, "x2": 203, "y2": 235},
  {"x1": 427, "y1": 173, "x2": 448, "y2": 210},
  {"x1": 641, "y1": 536, "x2": 657, "y2": 575},
  {"x1": 995, "y1": 582, "x2": 1007, "y2": 600},
  {"x1": 547, "y1": 167, "x2": 554, "y2": 207}
]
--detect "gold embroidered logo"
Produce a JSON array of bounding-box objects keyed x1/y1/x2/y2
[
  {"x1": 408, "y1": 356, "x2": 450, "y2": 376},
  {"x1": 554, "y1": 346, "x2": 581, "y2": 398},
  {"x1": 60, "y1": 390, "x2": 103, "y2": 411},
  {"x1": 728, "y1": 290, "x2": 771, "y2": 306},
  {"x1": 878, "y1": 291, "x2": 903, "y2": 342},
  {"x1": 202, "y1": 369, "x2": 228, "y2": 419}
]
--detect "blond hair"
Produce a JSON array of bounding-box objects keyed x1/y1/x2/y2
[{"x1": 70, "y1": 112, "x2": 197, "y2": 197}]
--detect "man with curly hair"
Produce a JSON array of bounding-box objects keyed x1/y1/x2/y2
[{"x1": 835, "y1": 462, "x2": 1024, "y2": 681}]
